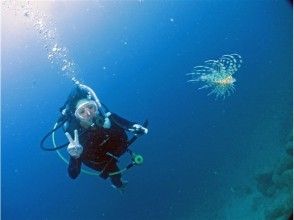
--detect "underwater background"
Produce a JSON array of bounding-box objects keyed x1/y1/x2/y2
[{"x1": 2, "y1": 1, "x2": 292, "y2": 220}]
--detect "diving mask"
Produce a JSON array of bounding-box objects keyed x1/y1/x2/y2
[{"x1": 74, "y1": 99, "x2": 98, "y2": 122}]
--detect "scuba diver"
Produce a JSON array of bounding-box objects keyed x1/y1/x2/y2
[{"x1": 41, "y1": 82, "x2": 148, "y2": 192}]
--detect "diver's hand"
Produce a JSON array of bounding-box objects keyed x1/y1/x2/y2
[
  {"x1": 129, "y1": 124, "x2": 148, "y2": 136},
  {"x1": 65, "y1": 130, "x2": 83, "y2": 158}
]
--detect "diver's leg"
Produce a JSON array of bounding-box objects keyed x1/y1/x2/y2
[
  {"x1": 107, "y1": 163, "x2": 123, "y2": 188},
  {"x1": 110, "y1": 168, "x2": 128, "y2": 192},
  {"x1": 110, "y1": 174, "x2": 123, "y2": 188}
]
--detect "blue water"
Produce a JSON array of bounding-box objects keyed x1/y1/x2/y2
[{"x1": 2, "y1": 1, "x2": 292, "y2": 220}]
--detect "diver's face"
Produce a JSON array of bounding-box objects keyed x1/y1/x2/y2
[{"x1": 75, "y1": 102, "x2": 97, "y2": 122}]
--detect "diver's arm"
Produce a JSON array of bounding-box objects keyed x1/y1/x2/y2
[
  {"x1": 68, "y1": 157, "x2": 81, "y2": 179},
  {"x1": 65, "y1": 130, "x2": 83, "y2": 179},
  {"x1": 109, "y1": 113, "x2": 148, "y2": 135},
  {"x1": 109, "y1": 113, "x2": 136, "y2": 129}
]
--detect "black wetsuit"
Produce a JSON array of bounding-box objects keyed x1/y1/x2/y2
[{"x1": 66, "y1": 113, "x2": 135, "y2": 188}]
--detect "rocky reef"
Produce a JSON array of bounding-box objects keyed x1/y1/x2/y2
[{"x1": 254, "y1": 133, "x2": 293, "y2": 220}]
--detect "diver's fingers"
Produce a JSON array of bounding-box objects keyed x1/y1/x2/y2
[
  {"x1": 65, "y1": 132, "x2": 74, "y2": 143},
  {"x1": 74, "y1": 129, "x2": 79, "y2": 143}
]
